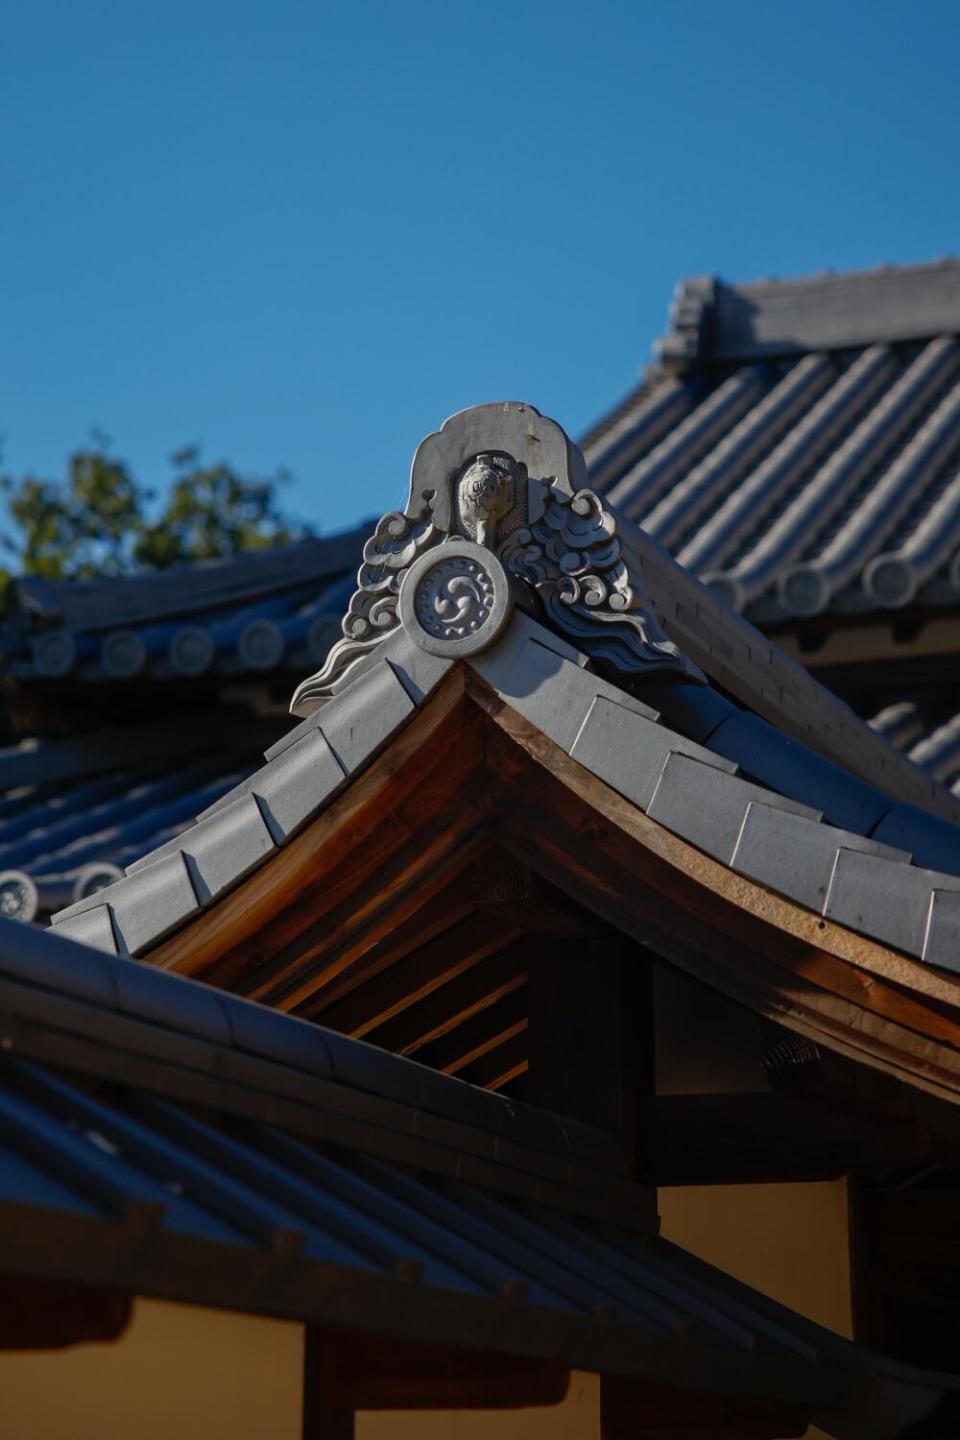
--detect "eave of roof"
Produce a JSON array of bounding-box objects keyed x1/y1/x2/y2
[
  {"x1": 0, "y1": 913, "x2": 954, "y2": 1439},
  {"x1": 0, "y1": 709, "x2": 280, "y2": 922},
  {"x1": 655, "y1": 260, "x2": 960, "y2": 370},
  {"x1": 583, "y1": 260, "x2": 960, "y2": 627},
  {"x1": 1, "y1": 529, "x2": 366, "y2": 683},
  {"x1": 47, "y1": 618, "x2": 960, "y2": 1102},
  {"x1": 42, "y1": 404, "x2": 960, "y2": 1094}
]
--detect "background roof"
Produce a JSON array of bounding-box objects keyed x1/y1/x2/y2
[{"x1": 583, "y1": 261, "x2": 960, "y2": 625}]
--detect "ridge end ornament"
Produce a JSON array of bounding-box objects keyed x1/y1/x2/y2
[
  {"x1": 499, "y1": 487, "x2": 701, "y2": 681},
  {"x1": 398, "y1": 540, "x2": 513, "y2": 657},
  {"x1": 290, "y1": 403, "x2": 701, "y2": 717}
]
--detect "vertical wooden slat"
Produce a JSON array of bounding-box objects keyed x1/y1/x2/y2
[
  {"x1": 302, "y1": 1327, "x2": 355, "y2": 1440},
  {"x1": 526, "y1": 937, "x2": 653, "y2": 1173}
]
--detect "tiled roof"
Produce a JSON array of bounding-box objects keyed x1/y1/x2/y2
[
  {"x1": 1, "y1": 528, "x2": 365, "y2": 682},
  {"x1": 583, "y1": 261, "x2": 960, "y2": 624},
  {"x1": 8, "y1": 378, "x2": 960, "y2": 952},
  {"x1": 50, "y1": 606, "x2": 960, "y2": 979},
  {"x1": 0, "y1": 912, "x2": 953, "y2": 1437},
  {"x1": 0, "y1": 711, "x2": 280, "y2": 922},
  {"x1": 869, "y1": 697, "x2": 960, "y2": 794}
]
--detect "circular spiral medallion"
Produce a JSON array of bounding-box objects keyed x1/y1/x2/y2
[
  {"x1": 398, "y1": 540, "x2": 513, "y2": 657},
  {"x1": 0, "y1": 870, "x2": 38, "y2": 922}
]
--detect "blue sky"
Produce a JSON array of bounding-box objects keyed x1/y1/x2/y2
[{"x1": 2, "y1": 0, "x2": 959, "y2": 536}]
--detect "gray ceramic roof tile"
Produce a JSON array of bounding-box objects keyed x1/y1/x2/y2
[
  {"x1": 706, "y1": 711, "x2": 892, "y2": 836},
  {"x1": 250, "y1": 729, "x2": 346, "y2": 842},
  {"x1": 225, "y1": 998, "x2": 336, "y2": 1079},
  {"x1": 262, "y1": 716, "x2": 315, "y2": 764},
  {"x1": 640, "y1": 680, "x2": 736, "y2": 744},
  {"x1": 870, "y1": 803, "x2": 960, "y2": 877},
  {"x1": 106, "y1": 851, "x2": 198, "y2": 956},
  {"x1": 322, "y1": 1027, "x2": 439, "y2": 1115},
  {"x1": 264, "y1": 624, "x2": 455, "y2": 765},
  {"x1": 0, "y1": 1033, "x2": 950, "y2": 1428},
  {"x1": 825, "y1": 849, "x2": 960, "y2": 958},
  {"x1": 922, "y1": 889, "x2": 960, "y2": 974},
  {"x1": 731, "y1": 803, "x2": 910, "y2": 913},
  {"x1": 383, "y1": 628, "x2": 456, "y2": 705},
  {"x1": 470, "y1": 612, "x2": 658, "y2": 754},
  {"x1": 48, "y1": 904, "x2": 118, "y2": 957},
  {"x1": 189, "y1": 725, "x2": 347, "y2": 843},
  {"x1": 2, "y1": 527, "x2": 366, "y2": 684},
  {"x1": 178, "y1": 793, "x2": 275, "y2": 904},
  {"x1": 589, "y1": 263, "x2": 960, "y2": 628},
  {"x1": 122, "y1": 829, "x2": 200, "y2": 877},
  {"x1": 318, "y1": 660, "x2": 416, "y2": 773},
  {"x1": 613, "y1": 513, "x2": 959, "y2": 826},
  {"x1": 111, "y1": 958, "x2": 234, "y2": 1045},
  {"x1": 50, "y1": 655, "x2": 416, "y2": 936},
  {"x1": 570, "y1": 695, "x2": 736, "y2": 813},
  {"x1": 470, "y1": 605, "x2": 586, "y2": 673},
  {"x1": 646, "y1": 753, "x2": 820, "y2": 864},
  {"x1": 0, "y1": 915, "x2": 609, "y2": 1175}
]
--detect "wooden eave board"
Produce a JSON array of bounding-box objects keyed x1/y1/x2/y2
[{"x1": 143, "y1": 669, "x2": 960, "y2": 1105}]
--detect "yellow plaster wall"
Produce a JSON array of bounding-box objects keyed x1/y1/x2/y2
[
  {"x1": 0, "y1": 1297, "x2": 303, "y2": 1440},
  {"x1": 0, "y1": 1294, "x2": 599, "y2": 1440},
  {"x1": 659, "y1": 1177, "x2": 853, "y2": 1440},
  {"x1": 0, "y1": 1179, "x2": 849, "y2": 1440}
]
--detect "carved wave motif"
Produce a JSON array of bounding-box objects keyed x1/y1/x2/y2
[
  {"x1": 342, "y1": 498, "x2": 439, "y2": 642},
  {"x1": 291, "y1": 495, "x2": 444, "y2": 713},
  {"x1": 502, "y1": 489, "x2": 702, "y2": 682},
  {"x1": 291, "y1": 466, "x2": 702, "y2": 719}
]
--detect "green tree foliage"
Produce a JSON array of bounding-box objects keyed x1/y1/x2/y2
[{"x1": 0, "y1": 441, "x2": 306, "y2": 587}]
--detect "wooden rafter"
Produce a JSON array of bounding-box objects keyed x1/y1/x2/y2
[
  {"x1": 309, "y1": 912, "x2": 522, "y2": 1037},
  {"x1": 364, "y1": 946, "x2": 527, "y2": 1058},
  {"x1": 145, "y1": 668, "x2": 960, "y2": 1105},
  {"x1": 458, "y1": 1030, "x2": 529, "y2": 1091}
]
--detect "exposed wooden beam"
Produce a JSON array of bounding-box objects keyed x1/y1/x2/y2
[
  {"x1": 306, "y1": 1329, "x2": 569, "y2": 1413},
  {"x1": 286, "y1": 858, "x2": 484, "y2": 1017},
  {"x1": 413, "y1": 985, "x2": 528, "y2": 1073},
  {"x1": 308, "y1": 840, "x2": 558, "y2": 1025},
  {"x1": 458, "y1": 1030, "x2": 528, "y2": 1091},
  {"x1": 309, "y1": 913, "x2": 522, "y2": 1037},
  {"x1": 366, "y1": 946, "x2": 527, "y2": 1057},
  {"x1": 601, "y1": 1377, "x2": 808, "y2": 1439},
  {"x1": 468, "y1": 673, "x2": 960, "y2": 1104},
  {"x1": 149, "y1": 679, "x2": 480, "y2": 979},
  {"x1": 635, "y1": 1093, "x2": 924, "y2": 1186},
  {"x1": 257, "y1": 806, "x2": 489, "y2": 1011},
  {"x1": 146, "y1": 667, "x2": 960, "y2": 1107},
  {"x1": 466, "y1": 852, "x2": 598, "y2": 937},
  {"x1": 0, "y1": 1274, "x2": 130, "y2": 1350}
]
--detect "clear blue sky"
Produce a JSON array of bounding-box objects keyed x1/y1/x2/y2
[{"x1": 2, "y1": 0, "x2": 959, "y2": 536}]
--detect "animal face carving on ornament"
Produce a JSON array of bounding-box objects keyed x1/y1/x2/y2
[
  {"x1": 289, "y1": 402, "x2": 701, "y2": 718},
  {"x1": 456, "y1": 451, "x2": 524, "y2": 548}
]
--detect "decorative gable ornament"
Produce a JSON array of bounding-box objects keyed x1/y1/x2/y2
[
  {"x1": 291, "y1": 403, "x2": 702, "y2": 716},
  {"x1": 397, "y1": 540, "x2": 514, "y2": 659}
]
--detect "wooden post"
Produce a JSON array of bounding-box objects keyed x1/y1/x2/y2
[
  {"x1": 302, "y1": 1328, "x2": 354, "y2": 1440},
  {"x1": 526, "y1": 935, "x2": 653, "y2": 1174}
]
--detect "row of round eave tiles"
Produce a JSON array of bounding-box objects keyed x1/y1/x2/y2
[
  {"x1": 25, "y1": 612, "x2": 344, "y2": 680},
  {"x1": 0, "y1": 862, "x2": 122, "y2": 924},
  {"x1": 589, "y1": 346, "x2": 960, "y2": 618}
]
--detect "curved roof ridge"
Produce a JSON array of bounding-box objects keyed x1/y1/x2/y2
[
  {"x1": 655, "y1": 258, "x2": 960, "y2": 372},
  {"x1": 44, "y1": 405, "x2": 960, "y2": 1001}
]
